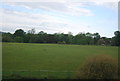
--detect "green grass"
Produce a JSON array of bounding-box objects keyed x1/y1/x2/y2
[{"x1": 2, "y1": 43, "x2": 118, "y2": 79}]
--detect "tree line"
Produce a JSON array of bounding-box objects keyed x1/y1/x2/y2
[{"x1": 2, "y1": 28, "x2": 120, "y2": 46}]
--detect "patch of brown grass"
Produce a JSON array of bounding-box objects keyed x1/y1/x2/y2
[{"x1": 76, "y1": 54, "x2": 118, "y2": 79}]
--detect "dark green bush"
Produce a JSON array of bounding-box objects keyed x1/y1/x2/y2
[{"x1": 77, "y1": 55, "x2": 118, "y2": 79}]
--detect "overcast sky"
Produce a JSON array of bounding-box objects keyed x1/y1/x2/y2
[{"x1": 0, "y1": 0, "x2": 119, "y2": 37}]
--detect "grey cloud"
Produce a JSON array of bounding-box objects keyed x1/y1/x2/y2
[
  {"x1": 4, "y1": 2, "x2": 93, "y2": 16},
  {"x1": 4, "y1": 1, "x2": 117, "y2": 16},
  {"x1": 1, "y1": 8, "x2": 72, "y2": 34},
  {"x1": 1, "y1": 23, "x2": 68, "y2": 34}
]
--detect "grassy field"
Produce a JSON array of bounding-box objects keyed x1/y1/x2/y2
[{"x1": 2, "y1": 43, "x2": 118, "y2": 79}]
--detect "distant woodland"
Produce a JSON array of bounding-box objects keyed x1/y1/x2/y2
[{"x1": 2, "y1": 28, "x2": 120, "y2": 46}]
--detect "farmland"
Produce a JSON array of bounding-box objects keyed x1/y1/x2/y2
[{"x1": 2, "y1": 43, "x2": 118, "y2": 79}]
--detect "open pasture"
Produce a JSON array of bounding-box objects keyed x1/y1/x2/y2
[{"x1": 2, "y1": 43, "x2": 118, "y2": 79}]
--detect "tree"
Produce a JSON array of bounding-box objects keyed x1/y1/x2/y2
[
  {"x1": 38, "y1": 31, "x2": 44, "y2": 35},
  {"x1": 28, "y1": 28, "x2": 35, "y2": 34},
  {"x1": 14, "y1": 29, "x2": 25, "y2": 37},
  {"x1": 46, "y1": 34, "x2": 56, "y2": 43},
  {"x1": 86, "y1": 32, "x2": 93, "y2": 45},
  {"x1": 113, "y1": 31, "x2": 120, "y2": 46},
  {"x1": 68, "y1": 32, "x2": 73, "y2": 44},
  {"x1": 27, "y1": 28, "x2": 36, "y2": 43},
  {"x1": 98, "y1": 37, "x2": 111, "y2": 46},
  {"x1": 74, "y1": 33, "x2": 87, "y2": 45},
  {"x1": 2, "y1": 28, "x2": 117, "y2": 46},
  {"x1": 2, "y1": 33, "x2": 13, "y2": 42},
  {"x1": 14, "y1": 36, "x2": 23, "y2": 43},
  {"x1": 93, "y1": 33, "x2": 100, "y2": 45},
  {"x1": 38, "y1": 31, "x2": 48, "y2": 43}
]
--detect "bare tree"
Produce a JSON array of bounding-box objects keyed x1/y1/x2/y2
[{"x1": 28, "y1": 28, "x2": 35, "y2": 34}]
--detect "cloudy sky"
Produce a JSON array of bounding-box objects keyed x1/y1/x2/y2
[{"x1": 0, "y1": 0, "x2": 118, "y2": 37}]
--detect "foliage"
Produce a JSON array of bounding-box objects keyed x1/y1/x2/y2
[
  {"x1": 76, "y1": 55, "x2": 118, "y2": 79},
  {"x1": 57, "y1": 41, "x2": 66, "y2": 44},
  {"x1": 2, "y1": 28, "x2": 120, "y2": 46},
  {"x1": 28, "y1": 28, "x2": 35, "y2": 34},
  {"x1": 13, "y1": 29, "x2": 25, "y2": 37},
  {"x1": 112, "y1": 31, "x2": 120, "y2": 46},
  {"x1": 2, "y1": 33, "x2": 13, "y2": 42},
  {"x1": 14, "y1": 37, "x2": 23, "y2": 43}
]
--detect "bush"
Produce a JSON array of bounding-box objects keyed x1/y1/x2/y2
[
  {"x1": 76, "y1": 55, "x2": 118, "y2": 79},
  {"x1": 14, "y1": 37, "x2": 23, "y2": 43},
  {"x1": 57, "y1": 41, "x2": 66, "y2": 44}
]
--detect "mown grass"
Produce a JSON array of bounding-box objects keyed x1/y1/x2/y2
[{"x1": 2, "y1": 43, "x2": 118, "y2": 79}]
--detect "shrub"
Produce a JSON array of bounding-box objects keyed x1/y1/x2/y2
[
  {"x1": 57, "y1": 41, "x2": 66, "y2": 44},
  {"x1": 14, "y1": 37, "x2": 23, "y2": 43},
  {"x1": 76, "y1": 54, "x2": 118, "y2": 79}
]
